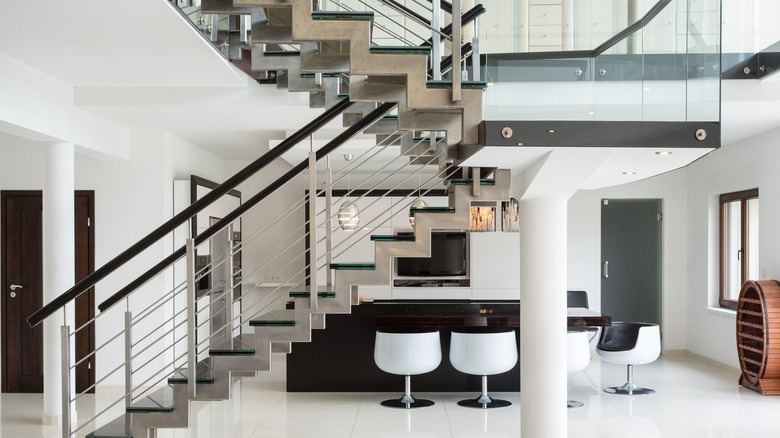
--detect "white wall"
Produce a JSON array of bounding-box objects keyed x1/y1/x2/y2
[
  {"x1": 567, "y1": 167, "x2": 689, "y2": 352},
  {"x1": 0, "y1": 128, "x2": 234, "y2": 387},
  {"x1": 684, "y1": 127, "x2": 780, "y2": 368},
  {"x1": 568, "y1": 126, "x2": 780, "y2": 367}
]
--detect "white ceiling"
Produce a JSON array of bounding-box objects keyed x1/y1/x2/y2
[{"x1": 1, "y1": 0, "x2": 779, "y2": 189}]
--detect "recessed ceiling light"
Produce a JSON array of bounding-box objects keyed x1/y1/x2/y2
[
  {"x1": 655, "y1": 151, "x2": 672, "y2": 155},
  {"x1": 517, "y1": 142, "x2": 524, "y2": 146},
  {"x1": 547, "y1": 129, "x2": 555, "y2": 133},
  {"x1": 623, "y1": 171, "x2": 636, "y2": 175},
  {"x1": 587, "y1": 111, "x2": 595, "y2": 115}
]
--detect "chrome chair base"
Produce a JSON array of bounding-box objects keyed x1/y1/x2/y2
[
  {"x1": 604, "y1": 382, "x2": 655, "y2": 396},
  {"x1": 381, "y1": 395, "x2": 435, "y2": 409},
  {"x1": 567, "y1": 400, "x2": 584, "y2": 408},
  {"x1": 457, "y1": 395, "x2": 512, "y2": 409}
]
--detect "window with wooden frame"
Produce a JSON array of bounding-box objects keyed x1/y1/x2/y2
[{"x1": 719, "y1": 189, "x2": 759, "y2": 310}]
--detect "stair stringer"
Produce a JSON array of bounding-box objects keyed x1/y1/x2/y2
[{"x1": 237, "y1": 0, "x2": 483, "y2": 148}]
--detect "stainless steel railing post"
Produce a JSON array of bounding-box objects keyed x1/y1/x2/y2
[
  {"x1": 452, "y1": 0, "x2": 462, "y2": 101},
  {"x1": 186, "y1": 234, "x2": 197, "y2": 398},
  {"x1": 325, "y1": 156, "x2": 333, "y2": 288},
  {"x1": 308, "y1": 145, "x2": 319, "y2": 310},
  {"x1": 61, "y1": 324, "x2": 71, "y2": 438},
  {"x1": 124, "y1": 311, "x2": 133, "y2": 408},
  {"x1": 431, "y1": 0, "x2": 442, "y2": 80},
  {"x1": 225, "y1": 224, "x2": 235, "y2": 337},
  {"x1": 472, "y1": 0, "x2": 481, "y2": 81}
]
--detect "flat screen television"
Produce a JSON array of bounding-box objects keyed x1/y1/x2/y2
[{"x1": 396, "y1": 232, "x2": 467, "y2": 277}]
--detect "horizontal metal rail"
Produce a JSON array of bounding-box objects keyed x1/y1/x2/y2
[
  {"x1": 96, "y1": 102, "x2": 396, "y2": 314},
  {"x1": 29, "y1": 98, "x2": 355, "y2": 327}
]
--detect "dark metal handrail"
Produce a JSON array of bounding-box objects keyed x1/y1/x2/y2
[
  {"x1": 28, "y1": 98, "x2": 355, "y2": 327},
  {"x1": 484, "y1": 0, "x2": 671, "y2": 61},
  {"x1": 97, "y1": 102, "x2": 397, "y2": 313}
]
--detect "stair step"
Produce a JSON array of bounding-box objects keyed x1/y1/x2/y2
[
  {"x1": 86, "y1": 413, "x2": 132, "y2": 438},
  {"x1": 370, "y1": 46, "x2": 432, "y2": 54},
  {"x1": 426, "y1": 80, "x2": 488, "y2": 89},
  {"x1": 412, "y1": 136, "x2": 446, "y2": 142},
  {"x1": 300, "y1": 72, "x2": 342, "y2": 78},
  {"x1": 338, "y1": 93, "x2": 350, "y2": 99},
  {"x1": 126, "y1": 387, "x2": 173, "y2": 414},
  {"x1": 409, "y1": 206, "x2": 456, "y2": 214},
  {"x1": 209, "y1": 333, "x2": 256, "y2": 356},
  {"x1": 250, "y1": 309, "x2": 296, "y2": 327},
  {"x1": 311, "y1": 11, "x2": 374, "y2": 20},
  {"x1": 450, "y1": 178, "x2": 496, "y2": 186},
  {"x1": 264, "y1": 50, "x2": 300, "y2": 57},
  {"x1": 371, "y1": 234, "x2": 416, "y2": 242},
  {"x1": 329, "y1": 263, "x2": 376, "y2": 270},
  {"x1": 290, "y1": 290, "x2": 336, "y2": 298},
  {"x1": 381, "y1": 115, "x2": 399, "y2": 120},
  {"x1": 167, "y1": 360, "x2": 214, "y2": 385}
]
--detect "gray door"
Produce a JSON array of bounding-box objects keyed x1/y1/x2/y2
[{"x1": 601, "y1": 199, "x2": 662, "y2": 326}]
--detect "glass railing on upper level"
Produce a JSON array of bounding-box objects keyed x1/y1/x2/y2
[{"x1": 482, "y1": 0, "x2": 721, "y2": 123}]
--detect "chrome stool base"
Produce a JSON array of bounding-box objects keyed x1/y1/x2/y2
[
  {"x1": 381, "y1": 396, "x2": 435, "y2": 409},
  {"x1": 604, "y1": 384, "x2": 655, "y2": 396},
  {"x1": 457, "y1": 395, "x2": 512, "y2": 409},
  {"x1": 567, "y1": 400, "x2": 584, "y2": 408},
  {"x1": 603, "y1": 365, "x2": 656, "y2": 396}
]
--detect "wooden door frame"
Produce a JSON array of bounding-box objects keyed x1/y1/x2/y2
[{"x1": 1, "y1": 190, "x2": 95, "y2": 393}]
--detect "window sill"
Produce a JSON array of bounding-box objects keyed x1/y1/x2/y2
[{"x1": 706, "y1": 306, "x2": 736, "y2": 318}]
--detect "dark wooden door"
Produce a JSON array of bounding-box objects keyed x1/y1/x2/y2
[
  {"x1": 2, "y1": 192, "x2": 43, "y2": 392},
  {"x1": 2, "y1": 191, "x2": 94, "y2": 393},
  {"x1": 74, "y1": 192, "x2": 95, "y2": 393},
  {"x1": 601, "y1": 199, "x2": 663, "y2": 326}
]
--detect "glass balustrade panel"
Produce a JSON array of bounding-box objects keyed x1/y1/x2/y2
[{"x1": 483, "y1": 0, "x2": 721, "y2": 123}]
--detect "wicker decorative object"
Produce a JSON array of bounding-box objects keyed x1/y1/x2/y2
[{"x1": 737, "y1": 280, "x2": 780, "y2": 394}]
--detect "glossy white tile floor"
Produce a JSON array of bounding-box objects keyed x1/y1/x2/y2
[{"x1": 5, "y1": 353, "x2": 780, "y2": 437}]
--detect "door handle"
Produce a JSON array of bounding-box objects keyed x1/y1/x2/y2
[
  {"x1": 603, "y1": 261, "x2": 609, "y2": 278},
  {"x1": 10, "y1": 284, "x2": 23, "y2": 291}
]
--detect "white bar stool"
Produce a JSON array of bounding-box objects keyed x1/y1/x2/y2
[
  {"x1": 374, "y1": 330, "x2": 442, "y2": 408},
  {"x1": 567, "y1": 330, "x2": 591, "y2": 408},
  {"x1": 450, "y1": 329, "x2": 518, "y2": 408}
]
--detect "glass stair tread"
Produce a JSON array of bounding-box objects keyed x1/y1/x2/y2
[
  {"x1": 450, "y1": 178, "x2": 496, "y2": 185},
  {"x1": 209, "y1": 333, "x2": 256, "y2": 356},
  {"x1": 168, "y1": 360, "x2": 214, "y2": 384},
  {"x1": 409, "y1": 206, "x2": 455, "y2": 214},
  {"x1": 290, "y1": 290, "x2": 336, "y2": 298},
  {"x1": 311, "y1": 11, "x2": 374, "y2": 20},
  {"x1": 426, "y1": 80, "x2": 488, "y2": 89},
  {"x1": 300, "y1": 73, "x2": 342, "y2": 78},
  {"x1": 370, "y1": 234, "x2": 416, "y2": 242},
  {"x1": 381, "y1": 115, "x2": 398, "y2": 120},
  {"x1": 329, "y1": 263, "x2": 376, "y2": 270},
  {"x1": 250, "y1": 309, "x2": 296, "y2": 327},
  {"x1": 86, "y1": 413, "x2": 132, "y2": 438},
  {"x1": 264, "y1": 50, "x2": 300, "y2": 56},
  {"x1": 126, "y1": 387, "x2": 173, "y2": 413},
  {"x1": 338, "y1": 93, "x2": 350, "y2": 99},
  {"x1": 412, "y1": 136, "x2": 445, "y2": 142},
  {"x1": 370, "y1": 46, "x2": 431, "y2": 54}
]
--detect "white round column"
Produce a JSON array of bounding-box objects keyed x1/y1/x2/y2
[
  {"x1": 519, "y1": 197, "x2": 568, "y2": 438},
  {"x1": 42, "y1": 142, "x2": 75, "y2": 425}
]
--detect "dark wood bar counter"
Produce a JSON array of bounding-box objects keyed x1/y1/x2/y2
[{"x1": 285, "y1": 300, "x2": 609, "y2": 392}]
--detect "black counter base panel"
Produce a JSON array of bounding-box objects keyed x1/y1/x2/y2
[{"x1": 286, "y1": 301, "x2": 521, "y2": 392}]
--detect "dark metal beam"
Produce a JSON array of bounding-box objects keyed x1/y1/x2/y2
[{"x1": 480, "y1": 121, "x2": 720, "y2": 149}]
